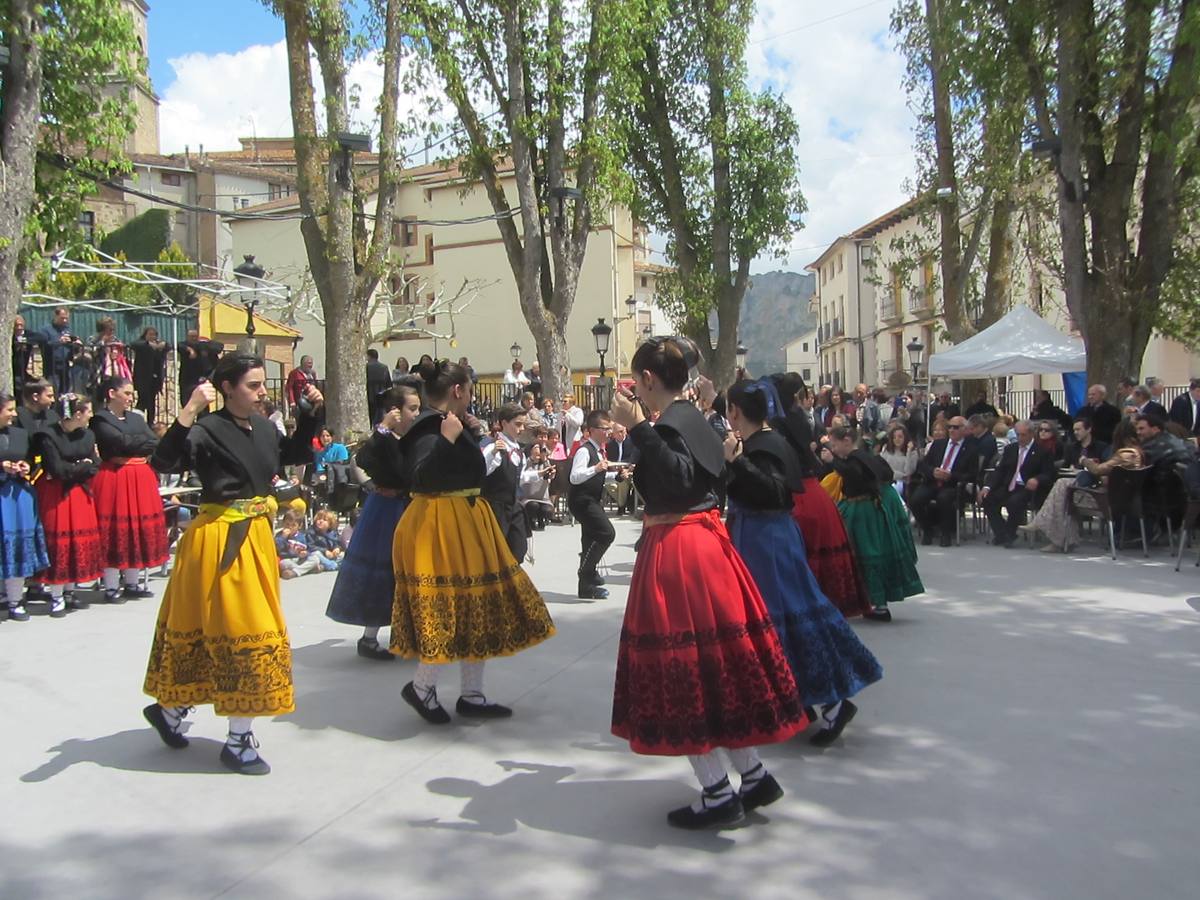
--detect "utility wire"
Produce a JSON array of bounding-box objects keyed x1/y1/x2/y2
[
  {"x1": 750, "y1": 0, "x2": 890, "y2": 46},
  {"x1": 42, "y1": 152, "x2": 519, "y2": 227}
]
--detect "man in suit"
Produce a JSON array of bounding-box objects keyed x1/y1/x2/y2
[
  {"x1": 980, "y1": 420, "x2": 1056, "y2": 547},
  {"x1": 965, "y1": 414, "x2": 999, "y2": 468},
  {"x1": 909, "y1": 415, "x2": 977, "y2": 547},
  {"x1": 604, "y1": 422, "x2": 640, "y2": 516},
  {"x1": 365, "y1": 349, "x2": 393, "y2": 424},
  {"x1": 1128, "y1": 384, "x2": 1168, "y2": 420},
  {"x1": 1078, "y1": 384, "x2": 1122, "y2": 446},
  {"x1": 1168, "y1": 379, "x2": 1200, "y2": 438}
]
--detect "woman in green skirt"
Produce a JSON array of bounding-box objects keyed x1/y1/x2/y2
[{"x1": 820, "y1": 426, "x2": 923, "y2": 621}]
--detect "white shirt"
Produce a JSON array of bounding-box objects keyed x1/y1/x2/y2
[
  {"x1": 561, "y1": 405, "x2": 584, "y2": 448},
  {"x1": 483, "y1": 437, "x2": 524, "y2": 476},
  {"x1": 569, "y1": 438, "x2": 616, "y2": 485}
]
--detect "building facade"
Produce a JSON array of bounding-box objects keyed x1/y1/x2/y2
[
  {"x1": 783, "y1": 328, "x2": 819, "y2": 384},
  {"x1": 808, "y1": 197, "x2": 1200, "y2": 393},
  {"x1": 228, "y1": 161, "x2": 666, "y2": 380}
]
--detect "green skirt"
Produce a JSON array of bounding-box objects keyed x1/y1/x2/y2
[{"x1": 837, "y1": 487, "x2": 924, "y2": 608}]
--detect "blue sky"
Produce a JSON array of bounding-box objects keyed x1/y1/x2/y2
[
  {"x1": 148, "y1": 1, "x2": 283, "y2": 94},
  {"x1": 149, "y1": 0, "x2": 916, "y2": 273}
]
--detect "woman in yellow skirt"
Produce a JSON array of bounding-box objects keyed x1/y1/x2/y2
[
  {"x1": 142, "y1": 355, "x2": 322, "y2": 775},
  {"x1": 391, "y1": 359, "x2": 554, "y2": 723}
]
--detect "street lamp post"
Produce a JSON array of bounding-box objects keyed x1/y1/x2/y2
[
  {"x1": 232, "y1": 254, "x2": 266, "y2": 357},
  {"x1": 736, "y1": 342, "x2": 749, "y2": 376},
  {"x1": 509, "y1": 340, "x2": 522, "y2": 361},
  {"x1": 591, "y1": 317, "x2": 613, "y2": 407},
  {"x1": 906, "y1": 337, "x2": 925, "y2": 382}
]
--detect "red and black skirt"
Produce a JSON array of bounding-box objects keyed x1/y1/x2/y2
[
  {"x1": 35, "y1": 477, "x2": 103, "y2": 585},
  {"x1": 93, "y1": 459, "x2": 169, "y2": 570},
  {"x1": 612, "y1": 508, "x2": 808, "y2": 756},
  {"x1": 791, "y1": 478, "x2": 875, "y2": 619}
]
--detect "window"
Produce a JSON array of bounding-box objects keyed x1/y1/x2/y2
[
  {"x1": 426, "y1": 293, "x2": 436, "y2": 325},
  {"x1": 640, "y1": 276, "x2": 648, "y2": 288},
  {"x1": 268, "y1": 183, "x2": 293, "y2": 201},
  {"x1": 78, "y1": 211, "x2": 96, "y2": 245},
  {"x1": 837, "y1": 252, "x2": 843, "y2": 274},
  {"x1": 388, "y1": 274, "x2": 406, "y2": 304},
  {"x1": 802, "y1": 368, "x2": 811, "y2": 382},
  {"x1": 161, "y1": 171, "x2": 181, "y2": 187},
  {"x1": 392, "y1": 217, "x2": 418, "y2": 247},
  {"x1": 802, "y1": 341, "x2": 808, "y2": 353},
  {"x1": 240, "y1": 198, "x2": 250, "y2": 209}
]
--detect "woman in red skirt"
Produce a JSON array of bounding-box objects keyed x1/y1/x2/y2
[
  {"x1": 608, "y1": 337, "x2": 807, "y2": 830},
  {"x1": 34, "y1": 394, "x2": 103, "y2": 615},
  {"x1": 91, "y1": 376, "x2": 168, "y2": 603},
  {"x1": 769, "y1": 374, "x2": 874, "y2": 619}
]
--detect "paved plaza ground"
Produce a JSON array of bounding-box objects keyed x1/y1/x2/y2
[{"x1": 2, "y1": 517, "x2": 1198, "y2": 899}]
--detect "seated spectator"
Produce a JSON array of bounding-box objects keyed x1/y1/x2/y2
[
  {"x1": 992, "y1": 420, "x2": 1011, "y2": 447},
  {"x1": 276, "y1": 510, "x2": 321, "y2": 579},
  {"x1": 909, "y1": 415, "x2": 976, "y2": 546},
  {"x1": 305, "y1": 509, "x2": 343, "y2": 571},
  {"x1": 967, "y1": 414, "x2": 999, "y2": 469},
  {"x1": 604, "y1": 422, "x2": 639, "y2": 515},
  {"x1": 1137, "y1": 412, "x2": 1195, "y2": 466},
  {"x1": 880, "y1": 422, "x2": 919, "y2": 497},
  {"x1": 519, "y1": 443, "x2": 556, "y2": 531},
  {"x1": 545, "y1": 429, "x2": 567, "y2": 461},
  {"x1": 1025, "y1": 418, "x2": 1141, "y2": 552},
  {"x1": 1062, "y1": 418, "x2": 1110, "y2": 476},
  {"x1": 1128, "y1": 385, "x2": 1168, "y2": 419},
  {"x1": 1034, "y1": 420, "x2": 1065, "y2": 463},
  {"x1": 980, "y1": 421, "x2": 1056, "y2": 548},
  {"x1": 313, "y1": 428, "x2": 349, "y2": 475}
]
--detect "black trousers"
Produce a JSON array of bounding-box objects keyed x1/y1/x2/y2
[
  {"x1": 136, "y1": 388, "x2": 159, "y2": 425},
  {"x1": 569, "y1": 496, "x2": 615, "y2": 571},
  {"x1": 909, "y1": 481, "x2": 959, "y2": 539},
  {"x1": 984, "y1": 486, "x2": 1035, "y2": 541}
]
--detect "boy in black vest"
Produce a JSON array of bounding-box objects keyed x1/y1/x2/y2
[
  {"x1": 568, "y1": 410, "x2": 616, "y2": 598},
  {"x1": 481, "y1": 403, "x2": 531, "y2": 562}
]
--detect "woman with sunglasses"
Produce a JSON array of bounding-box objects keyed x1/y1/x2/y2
[{"x1": 608, "y1": 337, "x2": 806, "y2": 830}]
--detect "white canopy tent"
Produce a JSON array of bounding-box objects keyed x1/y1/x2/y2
[{"x1": 928, "y1": 305, "x2": 1086, "y2": 377}]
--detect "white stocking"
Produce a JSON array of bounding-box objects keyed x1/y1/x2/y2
[
  {"x1": 226, "y1": 716, "x2": 259, "y2": 761},
  {"x1": 362, "y1": 626, "x2": 380, "y2": 641},
  {"x1": 411, "y1": 662, "x2": 443, "y2": 709},
  {"x1": 460, "y1": 660, "x2": 485, "y2": 702},
  {"x1": 102, "y1": 568, "x2": 120, "y2": 592},
  {"x1": 4, "y1": 577, "x2": 24, "y2": 607},
  {"x1": 686, "y1": 752, "x2": 733, "y2": 812},
  {"x1": 122, "y1": 568, "x2": 140, "y2": 588}
]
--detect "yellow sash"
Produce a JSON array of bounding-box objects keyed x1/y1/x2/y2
[{"x1": 199, "y1": 495, "x2": 278, "y2": 522}]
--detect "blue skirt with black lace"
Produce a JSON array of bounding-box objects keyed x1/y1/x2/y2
[
  {"x1": 728, "y1": 505, "x2": 882, "y2": 708},
  {"x1": 0, "y1": 477, "x2": 49, "y2": 579}
]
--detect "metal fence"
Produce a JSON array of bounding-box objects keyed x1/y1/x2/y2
[
  {"x1": 1003, "y1": 385, "x2": 1189, "y2": 420},
  {"x1": 472, "y1": 380, "x2": 609, "y2": 418}
]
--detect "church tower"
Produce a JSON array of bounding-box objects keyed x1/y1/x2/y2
[{"x1": 110, "y1": 0, "x2": 161, "y2": 155}]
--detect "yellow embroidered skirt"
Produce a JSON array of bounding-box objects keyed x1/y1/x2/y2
[
  {"x1": 390, "y1": 491, "x2": 555, "y2": 662},
  {"x1": 143, "y1": 497, "x2": 294, "y2": 717}
]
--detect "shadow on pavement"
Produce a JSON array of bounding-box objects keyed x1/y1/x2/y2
[
  {"x1": 413, "y1": 760, "x2": 738, "y2": 851},
  {"x1": 21, "y1": 729, "x2": 231, "y2": 782}
]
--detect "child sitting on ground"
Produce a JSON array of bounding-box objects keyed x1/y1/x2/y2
[
  {"x1": 305, "y1": 509, "x2": 343, "y2": 572},
  {"x1": 275, "y1": 509, "x2": 321, "y2": 579}
]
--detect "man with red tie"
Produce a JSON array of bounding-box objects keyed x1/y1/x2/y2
[
  {"x1": 980, "y1": 420, "x2": 1056, "y2": 548},
  {"x1": 909, "y1": 416, "x2": 977, "y2": 547}
]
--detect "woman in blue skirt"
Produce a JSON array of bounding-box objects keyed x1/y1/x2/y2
[
  {"x1": 724, "y1": 381, "x2": 882, "y2": 745},
  {"x1": 325, "y1": 384, "x2": 422, "y2": 659},
  {"x1": 0, "y1": 392, "x2": 50, "y2": 621}
]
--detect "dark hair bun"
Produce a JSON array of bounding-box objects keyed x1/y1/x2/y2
[{"x1": 669, "y1": 336, "x2": 701, "y2": 370}]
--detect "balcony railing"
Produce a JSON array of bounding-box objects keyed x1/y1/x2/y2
[
  {"x1": 879, "y1": 297, "x2": 900, "y2": 320},
  {"x1": 908, "y1": 289, "x2": 934, "y2": 313}
]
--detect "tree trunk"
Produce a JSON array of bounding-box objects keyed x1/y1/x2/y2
[
  {"x1": 925, "y1": 0, "x2": 966, "y2": 342},
  {"x1": 530, "y1": 313, "x2": 571, "y2": 405},
  {"x1": 0, "y1": 1, "x2": 44, "y2": 394},
  {"x1": 323, "y1": 295, "x2": 371, "y2": 439}
]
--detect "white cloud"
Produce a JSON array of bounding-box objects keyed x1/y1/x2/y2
[
  {"x1": 159, "y1": 41, "x2": 446, "y2": 158},
  {"x1": 747, "y1": 0, "x2": 917, "y2": 272},
  {"x1": 158, "y1": 3, "x2": 919, "y2": 273}
]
